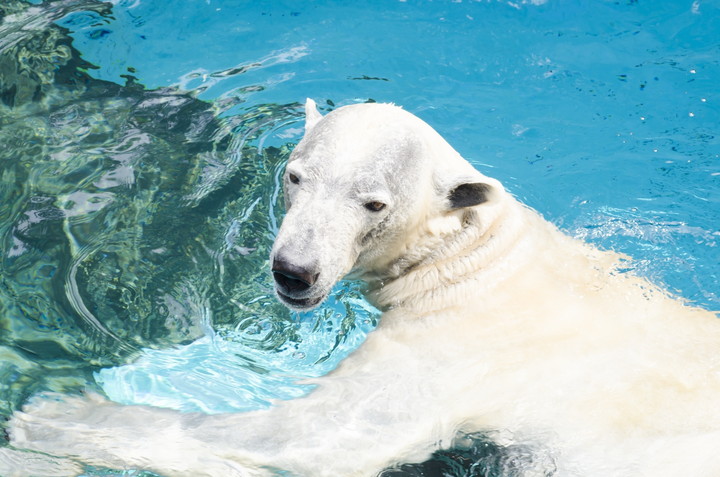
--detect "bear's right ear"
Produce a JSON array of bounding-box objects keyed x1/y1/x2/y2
[{"x1": 304, "y1": 98, "x2": 323, "y2": 134}]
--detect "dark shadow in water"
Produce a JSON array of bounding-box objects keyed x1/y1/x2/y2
[{"x1": 380, "y1": 432, "x2": 556, "y2": 477}]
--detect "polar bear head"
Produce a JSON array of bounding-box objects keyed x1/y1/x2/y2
[{"x1": 270, "y1": 99, "x2": 505, "y2": 310}]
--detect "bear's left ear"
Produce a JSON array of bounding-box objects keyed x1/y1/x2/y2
[
  {"x1": 440, "y1": 170, "x2": 504, "y2": 210},
  {"x1": 304, "y1": 98, "x2": 323, "y2": 134},
  {"x1": 448, "y1": 182, "x2": 493, "y2": 209}
]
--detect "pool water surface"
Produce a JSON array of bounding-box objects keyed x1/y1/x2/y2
[{"x1": 0, "y1": 0, "x2": 718, "y2": 475}]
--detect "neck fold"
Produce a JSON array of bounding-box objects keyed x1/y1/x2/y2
[{"x1": 363, "y1": 197, "x2": 531, "y2": 315}]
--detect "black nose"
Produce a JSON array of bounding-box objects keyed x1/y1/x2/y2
[{"x1": 272, "y1": 257, "x2": 319, "y2": 294}]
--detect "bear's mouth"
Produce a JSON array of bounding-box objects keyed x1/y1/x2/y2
[{"x1": 275, "y1": 290, "x2": 325, "y2": 310}]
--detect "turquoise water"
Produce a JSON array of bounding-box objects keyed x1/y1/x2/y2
[{"x1": 1, "y1": 0, "x2": 718, "y2": 475}]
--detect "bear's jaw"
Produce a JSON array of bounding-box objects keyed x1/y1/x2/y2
[{"x1": 275, "y1": 290, "x2": 326, "y2": 310}]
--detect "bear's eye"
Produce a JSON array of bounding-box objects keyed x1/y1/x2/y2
[
  {"x1": 364, "y1": 201, "x2": 386, "y2": 212},
  {"x1": 288, "y1": 173, "x2": 300, "y2": 185}
]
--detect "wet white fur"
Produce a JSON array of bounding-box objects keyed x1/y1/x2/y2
[{"x1": 7, "y1": 101, "x2": 720, "y2": 477}]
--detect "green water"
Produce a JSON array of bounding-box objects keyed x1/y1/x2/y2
[{"x1": 0, "y1": 0, "x2": 313, "y2": 420}]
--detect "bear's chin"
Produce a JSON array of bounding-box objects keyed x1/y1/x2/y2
[{"x1": 275, "y1": 290, "x2": 326, "y2": 311}]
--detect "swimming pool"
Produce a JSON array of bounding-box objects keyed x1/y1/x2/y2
[{"x1": 0, "y1": 0, "x2": 718, "y2": 475}]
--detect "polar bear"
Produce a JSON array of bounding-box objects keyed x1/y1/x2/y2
[{"x1": 7, "y1": 100, "x2": 720, "y2": 477}]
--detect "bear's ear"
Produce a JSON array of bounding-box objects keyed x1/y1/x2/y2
[
  {"x1": 304, "y1": 98, "x2": 323, "y2": 134},
  {"x1": 440, "y1": 170, "x2": 504, "y2": 211},
  {"x1": 448, "y1": 182, "x2": 492, "y2": 209}
]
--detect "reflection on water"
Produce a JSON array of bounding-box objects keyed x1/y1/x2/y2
[{"x1": 96, "y1": 284, "x2": 379, "y2": 413}]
